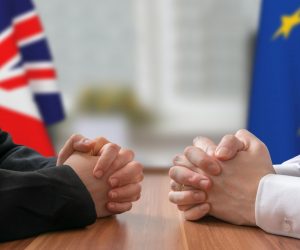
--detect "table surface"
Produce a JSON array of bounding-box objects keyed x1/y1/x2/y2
[{"x1": 1, "y1": 169, "x2": 300, "y2": 250}]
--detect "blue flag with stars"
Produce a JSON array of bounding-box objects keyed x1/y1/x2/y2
[{"x1": 248, "y1": 0, "x2": 300, "y2": 163}]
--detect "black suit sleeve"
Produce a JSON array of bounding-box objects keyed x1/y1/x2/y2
[
  {"x1": 0, "y1": 130, "x2": 56, "y2": 171},
  {"x1": 0, "y1": 130, "x2": 97, "y2": 242}
]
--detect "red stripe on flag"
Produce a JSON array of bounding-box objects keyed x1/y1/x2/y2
[
  {"x1": 27, "y1": 69, "x2": 56, "y2": 79},
  {"x1": 14, "y1": 15, "x2": 43, "y2": 41},
  {"x1": 0, "y1": 74, "x2": 28, "y2": 90},
  {"x1": 0, "y1": 107, "x2": 55, "y2": 156},
  {"x1": 0, "y1": 33, "x2": 18, "y2": 68}
]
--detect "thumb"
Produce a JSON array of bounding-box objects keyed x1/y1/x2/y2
[{"x1": 215, "y1": 134, "x2": 246, "y2": 161}]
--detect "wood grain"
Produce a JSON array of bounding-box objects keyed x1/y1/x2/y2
[{"x1": 0, "y1": 169, "x2": 299, "y2": 250}]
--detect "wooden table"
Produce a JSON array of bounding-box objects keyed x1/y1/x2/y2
[{"x1": 1, "y1": 169, "x2": 300, "y2": 250}]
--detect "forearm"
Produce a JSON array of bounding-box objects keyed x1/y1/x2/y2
[
  {"x1": 256, "y1": 174, "x2": 300, "y2": 238},
  {"x1": 0, "y1": 166, "x2": 96, "y2": 242}
]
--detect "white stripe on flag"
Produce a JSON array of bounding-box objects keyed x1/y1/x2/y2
[
  {"x1": 24, "y1": 62, "x2": 55, "y2": 70},
  {"x1": 0, "y1": 86, "x2": 41, "y2": 119},
  {"x1": 30, "y1": 80, "x2": 59, "y2": 93},
  {"x1": 18, "y1": 33, "x2": 45, "y2": 47},
  {"x1": 0, "y1": 54, "x2": 21, "y2": 72},
  {"x1": 13, "y1": 10, "x2": 37, "y2": 24},
  {"x1": 0, "y1": 67, "x2": 25, "y2": 81},
  {"x1": 0, "y1": 27, "x2": 13, "y2": 43}
]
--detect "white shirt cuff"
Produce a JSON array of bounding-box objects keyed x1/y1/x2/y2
[
  {"x1": 273, "y1": 154, "x2": 300, "y2": 176},
  {"x1": 255, "y1": 174, "x2": 300, "y2": 238},
  {"x1": 273, "y1": 163, "x2": 300, "y2": 177}
]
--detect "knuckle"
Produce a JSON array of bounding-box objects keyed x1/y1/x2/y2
[
  {"x1": 168, "y1": 167, "x2": 177, "y2": 179},
  {"x1": 254, "y1": 141, "x2": 267, "y2": 151},
  {"x1": 95, "y1": 136, "x2": 109, "y2": 143},
  {"x1": 126, "y1": 149, "x2": 135, "y2": 159},
  {"x1": 193, "y1": 136, "x2": 208, "y2": 145},
  {"x1": 130, "y1": 161, "x2": 144, "y2": 174},
  {"x1": 184, "y1": 146, "x2": 194, "y2": 156},
  {"x1": 121, "y1": 148, "x2": 134, "y2": 158},
  {"x1": 95, "y1": 136, "x2": 105, "y2": 142},
  {"x1": 173, "y1": 154, "x2": 182, "y2": 165},
  {"x1": 235, "y1": 129, "x2": 248, "y2": 137},
  {"x1": 192, "y1": 136, "x2": 202, "y2": 145},
  {"x1": 223, "y1": 134, "x2": 235, "y2": 143},
  {"x1": 70, "y1": 133, "x2": 83, "y2": 141},
  {"x1": 108, "y1": 143, "x2": 121, "y2": 151}
]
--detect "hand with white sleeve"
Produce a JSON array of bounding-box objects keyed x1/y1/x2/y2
[{"x1": 169, "y1": 129, "x2": 275, "y2": 225}]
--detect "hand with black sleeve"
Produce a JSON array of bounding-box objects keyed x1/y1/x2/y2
[{"x1": 0, "y1": 130, "x2": 143, "y2": 242}]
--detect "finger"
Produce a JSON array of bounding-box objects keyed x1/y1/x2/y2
[
  {"x1": 73, "y1": 138, "x2": 96, "y2": 153},
  {"x1": 108, "y1": 183, "x2": 142, "y2": 202},
  {"x1": 57, "y1": 134, "x2": 88, "y2": 165},
  {"x1": 215, "y1": 134, "x2": 246, "y2": 161},
  {"x1": 109, "y1": 149, "x2": 135, "y2": 173},
  {"x1": 235, "y1": 129, "x2": 266, "y2": 152},
  {"x1": 109, "y1": 161, "x2": 144, "y2": 188},
  {"x1": 183, "y1": 203, "x2": 210, "y2": 221},
  {"x1": 184, "y1": 146, "x2": 221, "y2": 175},
  {"x1": 169, "y1": 190, "x2": 206, "y2": 205},
  {"x1": 93, "y1": 143, "x2": 121, "y2": 178},
  {"x1": 173, "y1": 154, "x2": 201, "y2": 173},
  {"x1": 106, "y1": 202, "x2": 132, "y2": 213},
  {"x1": 177, "y1": 204, "x2": 194, "y2": 211},
  {"x1": 169, "y1": 166, "x2": 211, "y2": 190},
  {"x1": 193, "y1": 136, "x2": 217, "y2": 157},
  {"x1": 90, "y1": 137, "x2": 110, "y2": 155},
  {"x1": 170, "y1": 180, "x2": 194, "y2": 191}
]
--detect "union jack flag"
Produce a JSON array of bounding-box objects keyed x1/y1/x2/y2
[{"x1": 0, "y1": 0, "x2": 65, "y2": 156}]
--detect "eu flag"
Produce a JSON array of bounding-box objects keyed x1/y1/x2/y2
[{"x1": 248, "y1": 0, "x2": 300, "y2": 164}]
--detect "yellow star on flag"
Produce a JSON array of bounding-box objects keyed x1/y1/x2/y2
[{"x1": 273, "y1": 9, "x2": 300, "y2": 39}]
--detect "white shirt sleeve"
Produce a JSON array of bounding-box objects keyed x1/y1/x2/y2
[
  {"x1": 255, "y1": 174, "x2": 300, "y2": 238},
  {"x1": 273, "y1": 155, "x2": 300, "y2": 177}
]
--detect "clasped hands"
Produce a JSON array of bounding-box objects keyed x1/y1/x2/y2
[
  {"x1": 56, "y1": 129, "x2": 276, "y2": 226},
  {"x1": 56, "y1": 134, "x2": 143, "y2": 218},
  {"x1": 169, "y1": 129, "x2": 275, "y2": 226}
]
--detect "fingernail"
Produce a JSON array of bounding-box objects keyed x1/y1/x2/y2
[
  {"x1": 216, "y1": 147, "x2": 231, "y2": 158},
  {"x1": 193, "y1": 192, "x2": 204, "y2": 201},
  {"x1": 109, "y1": 178, "x2": 119, "y2": 188},
  {"x1": 199, "y1": 179, "x2": 209, "y2": 190},
  {"x1": 94, "y1": 170, "x2": 103, "y2": 178},
  {"x1": 110, "y1": 191, "x2": 118, "y2": 199}
]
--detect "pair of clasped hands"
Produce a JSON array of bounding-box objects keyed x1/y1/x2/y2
[
  {"x1": 57, "y1": 129, "x2": 276, "y2": 226},
  {"x1": 169, "y1": 129, "x2": 275, "y2": 226},
  {"x1": 56, "y1": 134, "x2": 143, "y2": 218}
]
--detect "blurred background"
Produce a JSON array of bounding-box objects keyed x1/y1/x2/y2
[{"x1": 36, "y1": 0, "x2": 261, "y2": 167}]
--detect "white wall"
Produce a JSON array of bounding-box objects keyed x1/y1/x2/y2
[{"x1": 35, "y1": 0, "x2": 262, "y2": 166}]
